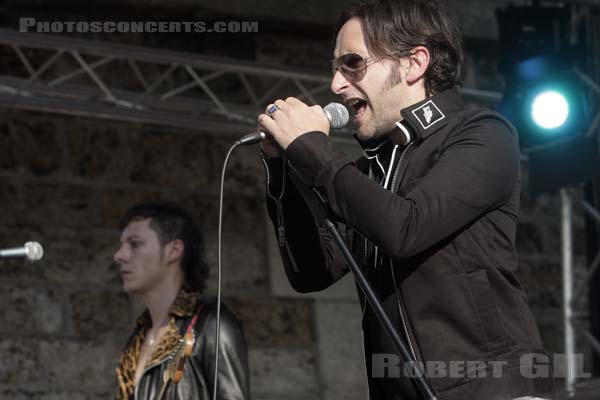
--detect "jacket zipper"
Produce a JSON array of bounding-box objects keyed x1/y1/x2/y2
[
  {"x1": 361, "y1": 144, "x2": 420, "y2": 398},
  {"x1": 134, "y1": 357, "x2": 172, "y2": 400},
  {"x1": 390, "y1": 142, "x2": 412, "y2": 192},
  {"x1": 372, "y1": 145, "x2": 398, "y2": 269},
  {"x1": 387, "y1": 142, "x2": 421, "y2": 364}
]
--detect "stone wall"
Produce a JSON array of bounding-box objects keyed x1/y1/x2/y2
[{"x1": 0, "y1": 110, "x2": 274, "y2": 399}]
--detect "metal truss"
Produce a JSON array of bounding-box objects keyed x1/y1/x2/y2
[
  {"x1": 562, "y1": 189, "x2": 600, "y2": 395},
  {"x1": 562, "y1": 5, "x2": 600, "y2": 394},
  {"x1": 0, "y1": 28, "x2": 499, "y2": 138}
]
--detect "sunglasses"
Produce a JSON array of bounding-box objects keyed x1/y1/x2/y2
[{"x1": 331, "y1": 51, "x2": 406, "y2": 82}]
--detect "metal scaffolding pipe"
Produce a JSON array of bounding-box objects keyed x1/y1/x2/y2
[{"x1": 562, "y1": 189, "x2": 576, "y2": 395}]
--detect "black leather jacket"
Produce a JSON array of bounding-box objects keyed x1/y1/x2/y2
[
  {"x1": 116, "y1": 294, "x2": 249, "y2": 400},
  {"x1": 262, "y1": 89, "x2": 556, "y2": 400}
]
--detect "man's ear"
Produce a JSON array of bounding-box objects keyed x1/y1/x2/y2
[
  {"x1": 165, "y1": 239, "x2": 184, "y2": 265},
  {"x1": 404, "y1": 46, "x2": 430, "y2": 85}
]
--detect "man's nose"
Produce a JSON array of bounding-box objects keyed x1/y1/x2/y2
[
  {"x1": 113, "y1": 245, "x2": 128, "y2": 264},
  {"x1": 330, "y1": 69, "x2": 351, "y2": 95}
]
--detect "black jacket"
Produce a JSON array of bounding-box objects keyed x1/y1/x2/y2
[
  {"x1": 263, "y1": 89, "x2": 556, "y2": 400},
  {"x1": 116, "y1": 292, "x2": 249, "y2": 400}
]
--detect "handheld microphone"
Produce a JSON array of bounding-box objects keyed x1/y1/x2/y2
[
  {"x1": 237, "y1": 102, "x2": 350, "y2": 146},
  {"x1": 0, "y1": 241, "x2": 44, "y2": 261}
]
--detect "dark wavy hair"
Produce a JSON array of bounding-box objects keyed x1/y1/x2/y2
[
  {"x1": 336, "y1": 0, "x2": 463, "y2": 95},
  {"x1": 119, "y1": 201, "x2": 209, "y2": 293}
]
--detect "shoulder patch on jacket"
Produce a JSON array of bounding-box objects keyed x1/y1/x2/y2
[{"x1": 411, "y1": 100, "x2": 445, "y2": 130}]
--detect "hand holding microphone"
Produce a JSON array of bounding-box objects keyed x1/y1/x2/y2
[
  {"x1": 237, "y1": 98, "x2": 349, "y2": 152},
  {"x1": 259, "y1": 98, "x2": 332, "y2": 151}
]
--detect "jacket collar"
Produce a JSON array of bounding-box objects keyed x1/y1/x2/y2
[
  {"x1": 354, "y1": 88, "x2": 463, "y2": 150},
  {"x1": 356, "y1": 134, "x2": 403, "y2": 183},
  {"x1": 134, "y1": 289, "x2": 203, "y2": 330},
  {"x1": 399, "y1": 87, "x2": 463, "y2": 141},
  {"x1": 115, "y1": 289, "x2": 203, "y2": 399},
  {"x1": 359, "y1": 135, "x2": 394, "y2": 159}
]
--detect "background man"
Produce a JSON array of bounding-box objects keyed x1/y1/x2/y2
[
  {"x1": 259, "y1": 0, "x2": 556, "y2": 399},
  {"x1": 113, "y1": 202, "x2": 249, "y2": 400}
]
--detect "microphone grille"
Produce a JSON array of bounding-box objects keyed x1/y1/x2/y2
[
  {"x1": 25, "y1": 241, "x2": 44, "y2": 261},
  {"x1": 324, "y1": 102, "x2": 350, "y2": 129}
]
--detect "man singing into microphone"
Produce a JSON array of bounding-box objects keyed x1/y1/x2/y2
[
  {"x1": 113, "y1": 202, "x2": 249, "y2": 399},
  {"x1": 259, "y1": 0, "x2": 556, "y2": 399}
]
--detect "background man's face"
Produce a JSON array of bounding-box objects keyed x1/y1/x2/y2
[{"x1": 113, "y1": 218, "x2": 169, "y2": 295}]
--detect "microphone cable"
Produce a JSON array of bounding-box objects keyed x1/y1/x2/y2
[
  {"x1": 212, "y1": 139, "x2": 243, "y2": 400},
  {"x1": 212, "y1": 103, "x2": 348, "y2": 399}
]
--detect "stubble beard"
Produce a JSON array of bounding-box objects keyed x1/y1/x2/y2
[{"x1": 363, "y1": 66, "x2": 403, "y2": 140}]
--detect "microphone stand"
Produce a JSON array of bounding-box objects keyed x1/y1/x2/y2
[{"x1": 286, "y1": 165, "x2": 439, "y2": 400}]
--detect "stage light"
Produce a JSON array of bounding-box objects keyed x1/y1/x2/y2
[
  {"x1": 530, "y1": 90, "x2": 569, "y2": 130},
  {"x1": 496, "y1": 55, "x2": 588, "y2": 150},
  {"x1": 495, "y1": 2, "x2": 600, "y2": 194},
  {"x1": 495, "y1": 3, "x2": 590, "y2": 150}
]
